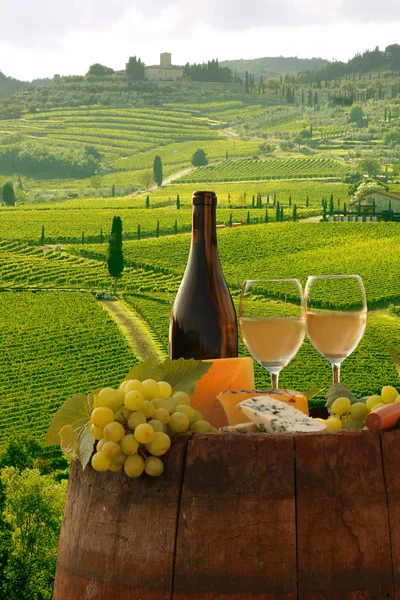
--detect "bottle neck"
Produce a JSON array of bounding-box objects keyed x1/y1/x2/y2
[{"x1": 192, "y1": 202, "x2": 217, "y2": 245}]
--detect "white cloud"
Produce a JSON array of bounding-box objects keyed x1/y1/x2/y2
[{"x1": 1, "y1": 0, "x2": 400, "y2": 79}]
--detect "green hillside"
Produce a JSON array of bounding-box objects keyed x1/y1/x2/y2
[{"x1": 220, "y1": 56, "x2": 328, "y2": 79}]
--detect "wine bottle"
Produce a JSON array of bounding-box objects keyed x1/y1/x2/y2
[{"x1": 169, "y1": 191, "x2": 238, "y2": 360}]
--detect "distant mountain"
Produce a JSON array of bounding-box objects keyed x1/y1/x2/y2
[
  {"x1": 0, "y1": 72, "x2": 52, "y2": 101},
  {"x1": 0, "y1": 72, "x2": 28, "y2": 99},
  {"x1": 220, "y1": 56, "x2": 328, "y2": 80}
]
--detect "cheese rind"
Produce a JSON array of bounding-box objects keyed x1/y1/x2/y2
[
  {"x1": 220, "y1": 423, "x2": 259, "y2": 434},
  {"x1": 237, "y1": 396, "x2": 326, "y2": 433}
]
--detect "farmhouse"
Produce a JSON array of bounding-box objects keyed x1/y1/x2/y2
[
  {"x1": 349, "y1": 190, "x2": 400, "y2": 213},
  {"x1": 145, "y1": 53, "x2": 184, "y2": 82}
]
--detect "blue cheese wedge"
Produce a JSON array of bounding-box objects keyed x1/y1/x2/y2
[
  {"x1": 237, "y1": 396, "x2": 326, "y2": 433},
  {"x1": 220, "y1": 423, "x2": 259, "y2": 434}
]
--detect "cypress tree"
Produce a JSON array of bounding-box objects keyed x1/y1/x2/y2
[
  {"x1": 273, "y1": 193, "x2": 276, "y2": 206},
  {"x1": 306, "y1": 195, "x2": 309, "y2": 207},
  {"x1": 343, "y1": 202, "x2": 347, "y2": 216},
  {"x1": 292, "y1": 205, "x2": 297, "y2": 221},
  {"x1": 146, "y1": 195, "x2": 150, "y2": 209},
  {"x1": 153, "y1": 155, "x2": 163, "y2": 187},
  {"x1": 265, "y1": 209, "x2": 269, "y2": 223},
  {"x1": 229, "y1": 213, "x2": 233, "y2": 227},
  {"x1": 82, "y1": 232, "x2": 85, "y2": 245},
  {"x1": 174, "y1": 219, "x2": 178, "y2": 235},
  {"x1": 289, "y1": 195, "x2": 292, "y2": 207},
  {"x1": 137, "y1": 224, "x2": 141, "y2": 240},
  {"x1": 329, "y1": 197, "x2": 334, "y2": 215},
  {"x1": 276, "y1": 201, "x2": 280, "y2": 222},
  {"x1": 107, "y1": 216, "x2": 124, "y2": 294},
  {"x1": 40, "y1": 225, "x2": 45, "y2": 246},
  {"x1": 112, "y1": 184, "x2": 115, "y2": 197},
  {"x1": 247, "y1": 210, "x2": 251, "y2": 225},
  {"x1": 323, "y1": 204, "x2": 327, "y2": 221},
  {"x1": 176, "y1": 194, "x2": 180, "y2": 209},
  {"x1": 267, "y1": 194, "x2": 270, "y2": 204},
  {"x1": 252, "y1": 195, "x2": 255, "y2": 208},
  {"x1": 280, "y1": 206, "x2": 284, "y2": 221},
  {"x1": 2, "y1": 182, "x2": 15, "y2": 206},
  {"x1": 156, "y1": 220, "x2": 160, "y2": 237},
  {"x1": 100, "y1": 228, "x2": 103, "y2": 244}
]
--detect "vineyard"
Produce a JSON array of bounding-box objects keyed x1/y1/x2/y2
[
  {"x1": 178, "y1": 157, "x2": 349, "y2": 183},
  {"x1": 0, "y1": 291, "x2": 136, "y2": 446}
]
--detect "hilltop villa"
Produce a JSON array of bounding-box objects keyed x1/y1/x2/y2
[
  {"x1": 145, "y1": 53, "x2": 184, "y2": 82},
  {"x1": 349, "y1": 189, "x2": 400, "y2": 213}
]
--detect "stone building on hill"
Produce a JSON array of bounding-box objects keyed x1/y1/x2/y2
[
  {"x1": 145, "y1": 53, "x2": 184, "y2": 82},
  {"x1": 349, "y1": 189, "x2": 400, "y2": 213}
]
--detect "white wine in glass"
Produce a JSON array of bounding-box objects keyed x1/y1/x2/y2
[
  {"x1": 305, "y1": 275, "x2": 367, "y2": 384},
  {"x1": 239, "y1": 279, "x2": 306, "y2": 389}
]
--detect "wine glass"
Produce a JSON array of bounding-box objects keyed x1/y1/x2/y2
[
  {"x1": 305, "y1": 275, "x2": 367, "y2": 384},
  {"x1": 239, "y1": 279, "x2": 306, "y2": 389}
]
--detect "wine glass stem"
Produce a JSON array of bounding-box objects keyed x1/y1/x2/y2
[
  {"x1": 271, "y1": 371, "x2": 279, "y2": 389},
  {"x1": 332, "y1": 363, "x2": 340, "y2": 384}
]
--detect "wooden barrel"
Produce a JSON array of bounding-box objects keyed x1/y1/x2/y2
[{"x1": 53, "y1": 431, "x2": 400, "y2": 600}]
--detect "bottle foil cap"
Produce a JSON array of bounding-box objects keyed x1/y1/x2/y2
[{"x1": 192, "y1": 191, "x2": 217, "y2": 206}]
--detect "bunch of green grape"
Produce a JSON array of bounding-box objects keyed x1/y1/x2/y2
[
  {"x1": 315, "y1": 386, "x2": 400, "y2": 431},
  {"x1": 90, "y1": 379, "x2": 216, "y2": 478}
]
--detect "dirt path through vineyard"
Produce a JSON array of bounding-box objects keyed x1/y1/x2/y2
[{"x1": 101, "y1": 300, "x2": 166, "y2": 362}]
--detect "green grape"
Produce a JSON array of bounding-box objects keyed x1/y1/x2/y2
[
  {"x1": 118, "y1": 380, "x2": 128, "y2": 393},
  {"x1": 108, "y1": 462, "x2": 123, "y2": 472},
  {"x1": 125, "y1": 379, "x2": 144, "y2": 394},
  {"x1": 121, "y1": 407, "x2": 132, "y2": 421},
  {"x1": 127, "y1": 412, "x2": 146, "y2": 430},
  {"x1": 395, "y1": 397, "x2": 400, "y2": 403},
  {"x1": 169, "y1": 412, "x2": 190, "y2": 433},
  {"x1": 165, "y1": 424, "x2": 176, "y2": 438},
  {"x1": 124, "y1": 454, "x2": 145, "y2": 478},
  {"x1": 189, "y1": 420, "x2": 213, "y2": 433},
  {"x1": 142, "y1": 379, "x2": 160, "y2": 399},
  {"x1": 326, "y1": 417, "x2": 342, "y2": 431},
  {"x1": 120, "y1": 434, "x2": 139, "y2": 456},
  {"x1": 135, "y1": 423, "x2": 155, "y2": 444},
  {"x1": 342, "y1": 419, "x2": 364, "y2": 430},
  {"x1": 124, "y1": 390, "x2": 144, "y2": 411},
  {"x1": 113, "y1": 451, "x2": 127, "y2": 467},
  {"x1": 194, "y1": 410, "x2": 204, "y2": 421},
  {"x1": 331, "y1": 396, "x2": 351, "y2": 416},
  {"x1": 91, "y1": 452, "x2": 111, "y2": 472},
  {"x1": 142, "y1": 400, "x2": 156, "y2": 418},
  {"x1": 349, "y1": 402, "x2": 369, "y2": 422},
  {"x1": 146, "y1": 432, "x2": 171, "y2": 456},
  {"x1": 90, "y1": 424, "x2": 104, "y2": 440},
  {"x1": 98, "y1": 387, "x2": 123, "y2": 411},
  {"x1": 381, "y1": 386, "x2": 399, "y2": 404},
  {"x1": 103, "y1": 421, "x2": 125, "y2": 442},
  {"x1": 114, "y1": 407, "x2": 127, "y2": 425},
  {"x1": 148, "y1": 419, "x2": 165, "y2": 432},
  {"x1": 102, "y1": 440, "x2": 121, "y2": 460},
  {"x1": 366, "y1": 395, "x2": 382, "y2": 411},
  {"x1": 152, "y1": 398, "x2": 174, "y2": 414},
  {"x1": 371, "y1": 403, "x2": 386, "y2": 411},
  {"x1": 145, "y1": 456, "x2": 164, "y2": 477},
  {"x1": 170, "y1": 396, "x2": 183, "y2": 410},
  {"x1": 175, "y1": 404, "x2": 196, "y2": 423},
  {"x1": 154, "y1": 408, "x2": 170, "y2": 424},
  {"x1": 211, "y1": 427, "x2": 218, "y2": 433},
  {"x1": 172, "y1": 391, "x2": 191, "y2": 406},
  {"x1": 97, "y1": 438, "x2": 107, "y2": 452},
  {"x1": 91, "y1": 407, "x2": 115, "y2": 429},
  {"x1": 158, "y1": 381, "x2": 172, "y2": 400}
]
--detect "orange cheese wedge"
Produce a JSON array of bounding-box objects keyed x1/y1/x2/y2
[
  {"x1": 217, "y1": 388, "x2": 309, "y2": 425},
  {"x1": 190, "y1": 357, "x2": 254, "y2": 428}
]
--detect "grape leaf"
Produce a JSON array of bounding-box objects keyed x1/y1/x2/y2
[
  {"x1": 124, "y1": 356, "x2": 163, "y2": 383},
  {"x1": 78, "y1": 426, "x2": 96, "y2": 470},
  {"x1": 304, "y1": 389, "x2": 323, "y2": 401},
  {"x1": 325, "y1": 383, "x2": 358, "y2": 409},
  {"x1": 45, "y1": 393, "x2": 93, "y2": 446},
  {"x1": 388, "y1": 349, "x2": 400, "y2": 378}
]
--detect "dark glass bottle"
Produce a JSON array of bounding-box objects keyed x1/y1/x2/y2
[{"x1": 169, "y1": 191, "x2": 238, "y2": 360}]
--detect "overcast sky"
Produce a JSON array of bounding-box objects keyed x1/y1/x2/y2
[{"x1": 1, "y1": 0, "x2": 400, "y2": 80}]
